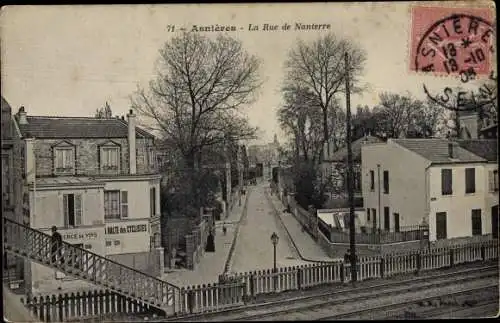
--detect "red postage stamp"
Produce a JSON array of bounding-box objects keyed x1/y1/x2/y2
[{"x1": 410, "y1": 5, "x2": 495, "y2": 76}]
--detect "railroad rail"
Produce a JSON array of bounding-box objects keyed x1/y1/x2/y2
[
  {"x1": 163, "y1": 264, "x2": 498, "y2": 321},
  {"x1": 324, "y1": 285, "x2": 498, "y2": 320}
]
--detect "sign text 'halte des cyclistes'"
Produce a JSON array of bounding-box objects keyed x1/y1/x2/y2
[{"x1": 105, "y1": 224, "x2": 148, "y2": 235}]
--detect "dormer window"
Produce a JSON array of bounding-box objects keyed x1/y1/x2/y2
[
  {"x1": 99, "y1": 142, "x2": 120, "y2": 174},
  {"x1": 99, "y1": 141, "x2": 120, "y2": 173},
  {"x1": 53, "y1": 141, "x2": 75, "y2": 175}
]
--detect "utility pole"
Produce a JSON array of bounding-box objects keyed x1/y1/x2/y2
[{"x1": 345, "y1": 52, "x2": 357, "y2": 283}]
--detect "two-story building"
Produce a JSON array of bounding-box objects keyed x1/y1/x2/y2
[
  {"x1": 14, "y1": 107, "x2": 163, "y2": 295},
  {"x1": 362, "y1": 138, "x2": 498, "y2": 241}
]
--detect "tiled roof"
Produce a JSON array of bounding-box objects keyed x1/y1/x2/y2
[
  {"x1": 392, "y1": 139, "x2": 486, "y2": 164},
  {"x1": 456, "y1": 139, "x2": 498, "y2": 162},
  {"x1": 18, "y1": 116, "x2": 154, "y2": 139},
  {"x1": 327, "y1": 136, "x2": 384, "y2": 162}
]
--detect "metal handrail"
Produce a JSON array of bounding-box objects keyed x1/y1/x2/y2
[{"x1": 3, "y1": 217, "x2": 180, "y2": 305}]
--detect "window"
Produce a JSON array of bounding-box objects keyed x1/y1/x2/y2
[
  {"x1": 384, "y1": 207, "x2": 390, "y2": 231},
  {"x1": 372, "y1": 208, "x2": 377, "y2": 229},
  {"x1": 105, "y1": 240, "x2": 112, "y2": 247},
  {"x1": 150, "y1": 187, "x2": 156, "y2": 216},
  {"x1": 489, "y1": 170, "x2": 499, "y2": 192},
  {"x1": 383, "y1": 171, "x2": 389, "y2": 194},
  {"x1": 149, "y1": 148, "x2": 156, "y2": 167},
  {"x1": 465, "y1": 168, "x2": 475, "y2": 194},
  {"x1": 367, "y1": 209, "x2": 371, "y2": 221},
  {"x1": 101, "y1": 147, "x2": 119, "y2": 171},
  {"x1": 471, "y1": 209, "x2": 482, "y2": 236},
  {"x1": 441, "y1": 169, "x2": 453, "y2": 195},
  {"x1": 2, "y1": 154, "x2": 11, "y2": 206},
  {"x1": 121, "y1": 191, "x2": 128, "y2": 218},
  {"x1": 55, "y1": 148, "x2": 75, "y2": 174},
  {"x1": 104, "y1": 190, "x2": 128, "y2": 219},
  {"x1": 370, "y1": 170, "x2": 375, "y2": 191},
  {"x1": 63, "y1": 194, "x2": 82, "y2": 227}
]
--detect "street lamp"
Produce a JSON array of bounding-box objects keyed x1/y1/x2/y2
[
  {"x1": 270, "y1": 232, "x2": 279, "y2": 272},
  {"x1": 270, "y1": 232, "x2": 279, "y2": 292}
]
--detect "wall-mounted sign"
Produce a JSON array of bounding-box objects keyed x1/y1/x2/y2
[
  {"x1": 63, "y1": 231, "x2": 98, "y2": 241},
  {"x1": 105, "y1": 224, "x2": 148, "y2": 235}
]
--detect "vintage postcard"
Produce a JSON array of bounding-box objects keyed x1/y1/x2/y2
[{"x1": 1, "y1": 2, "x2": 497, "y2": 322}]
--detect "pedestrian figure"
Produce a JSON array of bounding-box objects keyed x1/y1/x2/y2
[
  {"x1": 51, "y1": 226, "x2": 63, "y2": 264},
  {"x1": 222, "y1": 224, "x2": 227, "y2": 236},
  {"x1": 344, "y1": 249, "x2": 351, "y2": 263}
]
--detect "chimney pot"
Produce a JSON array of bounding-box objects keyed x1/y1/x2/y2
[
  {"x1": 448, "y1": 142, "x2": 454, "y2": 158},
  {"x1": 18, "y1": 106, "x2": 28, "y2": 125}
]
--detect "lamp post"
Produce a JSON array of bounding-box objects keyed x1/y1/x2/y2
[{"x1": 270, "y1": 232, "x2": 279, "y2": 291}]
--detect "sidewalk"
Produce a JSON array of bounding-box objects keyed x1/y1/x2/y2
[
  {"x1": 267, "y1": 189, "x2": 341, "y2": 262},
  {"x1": 160, "y1": 189, "x2": 250, "y2": 287}
]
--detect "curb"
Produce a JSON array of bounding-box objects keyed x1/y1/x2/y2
[
  {"x1": 264, "y1": 189, "x2": 338, "y2": 264},
  {"x1": 222, "y1": 187, "x2": 252, "y2": 275}
]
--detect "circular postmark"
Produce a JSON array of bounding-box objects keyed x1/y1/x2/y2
[{"x1": 415, "y1": 14, "x2": 495, "y2": 76}]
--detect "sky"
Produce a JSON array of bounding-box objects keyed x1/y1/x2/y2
[{"x1": 1, "y1": 2, "x2": 495, "y2": 145}]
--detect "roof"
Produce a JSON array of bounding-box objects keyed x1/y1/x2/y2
[
  {"x1": 392, "y1": 139, "x2": 486, "y2": 164},
  {"x1": 327, "y1": 135, "x2": 384, "y2": 162},
  {"x1": 18, "y1": 116, "x2": 154, "y2": 139},
  {"x1": 1, "y1": 96, "x2": 11, "y2": 112},
  {"x1": 455, "y1": 139, "x2": 498, "y2": 162}
]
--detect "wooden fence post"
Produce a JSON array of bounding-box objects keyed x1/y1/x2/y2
[
  {"x1": 297, "y1": 268, "x2": 302, "y2": 290},
  {"x1": 58, "y1": 294, "x2": 64, "y2": 322},
  {"x1": 380, "y1": 257, "x2": 385, "y2": 278},
  {"x1": 249, "y1": 274, "x2": 254, "y2": 299},
  {"x1": 416, "y1": 252, "x2": 421, "y2": 275},
  {"x1": 187, "y1": 289, "x2": 194, "y2": 314}
]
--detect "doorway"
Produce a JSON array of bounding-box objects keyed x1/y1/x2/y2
[
  {"x1": 492, "y1": 205, "x2": 498, "y2": 239},
  {"x1": 394, "y1": 213, "x2": 400, "y2": 233},
  {"x1": 436, "y1": 212, "x2": 447, "y2": 240}
]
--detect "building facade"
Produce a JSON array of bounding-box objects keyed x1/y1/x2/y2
[
  {"x1": 2, "y1": 97, "x2": 29, "y2": 289},
  {"x1": 14, "y1": 108, "x2": 163, "y2": 295},
  {"x1": 362, "y1": 138, "x2": 498, "y2": 241}
]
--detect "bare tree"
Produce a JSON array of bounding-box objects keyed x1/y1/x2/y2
[
  {"x1": 284, "y1": 33, "x2": 366, "y2": 157},
  {"x1": 131, "y1": 32, "x2": 261, "y2": 215},
  {"x1": 374, "y1": 92, "x2": 427, "y2": 138}
]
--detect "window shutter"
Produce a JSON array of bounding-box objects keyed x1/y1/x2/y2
[
  {"x1": 63, "y1": 194, "x2": 69, "y2": 227},
  {"x1": 74, "y1": 194, "x2": 82, "y2": 226},
  {"x1": 98, "y1": 147, "x2": 101, "y2": 170},
  {"x1": 489, "y1": 170, "x2": 494, "y2": 192},
  {"x1": 121, "y1": 191, "x2": 128, "y2": 218}
]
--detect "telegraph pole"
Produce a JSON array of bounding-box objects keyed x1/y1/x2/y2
[{"x1": 345, "y1": 52, "x2": 357, "y2": 283}]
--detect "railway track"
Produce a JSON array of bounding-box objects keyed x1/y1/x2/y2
[
  {"x1": 167, "y1": 264, "x2": 497, "y2": 321},
  {"x1": 326, "y1": 286, "x2": 498, "y2": 320}
]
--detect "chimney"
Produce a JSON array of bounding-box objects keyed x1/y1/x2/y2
[
  {"x1": 127, "y1": 109, "x2": 137, "y2": 174},
  {"x1": 25, "y1": 137, "x2": 36, "y2": 184},
  {"x1": 448, "y1": 142, "x2": 454, "y2": 158},
  {"x1": 18, "y1": 106, "x2": 28, "y2": 125}
]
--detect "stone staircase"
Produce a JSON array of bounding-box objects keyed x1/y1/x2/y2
[{"x1": 3, "y1": 218, "x2": 181, "y2": 316}]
